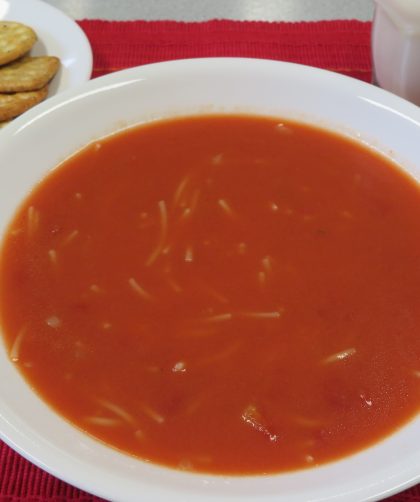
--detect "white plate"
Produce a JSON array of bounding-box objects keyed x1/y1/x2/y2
[
  {"x1": 0, "y1": 0, "x2": 92, "y2": 95},
  {"x1": 0, "y1": 58, "x2": 420, "y2": 502}
]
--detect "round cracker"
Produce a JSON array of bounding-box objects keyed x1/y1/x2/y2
[
  {"x1": 0, "y1": 21, "x2": 37, "y2": 66},
  {"x1": 0, "y1": 85, "x2": 48, "y2": 121},
  {"x1": 0, "y1": 56, "x2": 60, "y2": 92}
]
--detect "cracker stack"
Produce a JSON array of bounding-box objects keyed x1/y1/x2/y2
[{"x1": 0, "y1": 21, "x2": 60, "y2": 127}]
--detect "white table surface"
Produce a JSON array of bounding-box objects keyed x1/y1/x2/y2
[{"x1": 43, "y1": 0, "x2": 374, "y2": 22}]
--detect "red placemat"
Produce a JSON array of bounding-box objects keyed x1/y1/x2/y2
[
  {"x1": 80, "y1": 19, "x2": 372, "y2": 81},
  {"x1": 1, "y1": 18, "x2": 419, "y2": 502}
]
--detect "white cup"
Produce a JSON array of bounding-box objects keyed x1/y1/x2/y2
[{"x1": 372, "y1": 0, "x2": 420, "y2": 106}]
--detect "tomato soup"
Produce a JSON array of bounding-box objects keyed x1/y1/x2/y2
[{"x1": 1, "y1": 115, "x2": 420, "y2": 474}]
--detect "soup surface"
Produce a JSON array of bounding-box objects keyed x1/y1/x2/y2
[{"x1": 1, "y1": 115, "x2": 420, "y2": 474}]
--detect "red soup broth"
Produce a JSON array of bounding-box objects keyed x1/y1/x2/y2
[{"x1": 1, "y1": 115, "x2": 420, "y2": 474}]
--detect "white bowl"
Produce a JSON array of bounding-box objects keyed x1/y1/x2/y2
[{"x1": 0, "y1": 58, "x2": 420, "y2": 502}]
